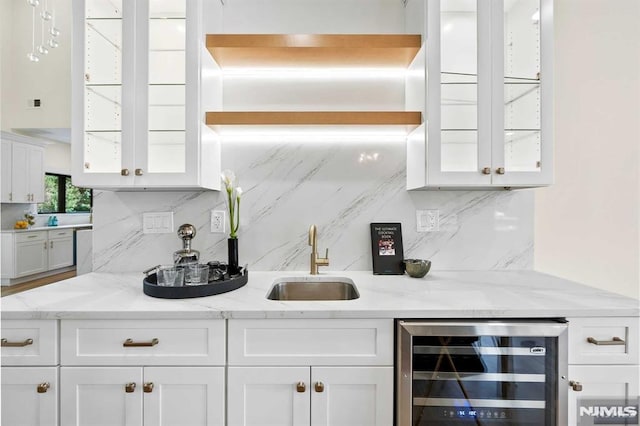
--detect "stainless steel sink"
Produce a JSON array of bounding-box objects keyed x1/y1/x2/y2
[{"x1": 266, "y1": 277, "x2": 359, "y2": 301}]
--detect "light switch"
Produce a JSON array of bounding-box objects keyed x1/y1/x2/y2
[{"x1": 143, "y1": 212, "x2": 174, "y2": 234}]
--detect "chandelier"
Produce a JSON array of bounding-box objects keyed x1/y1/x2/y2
[{"x1": 27, "y1": 0, "x2": 60, "y2": 62}]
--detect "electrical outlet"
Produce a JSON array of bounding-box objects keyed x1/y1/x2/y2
[
  {"x1": 416, "y1": 209, "x2": 440, "y2": 232},
  {"x1": 211, "y1": 210, "x2": 225, "y2": 233}
]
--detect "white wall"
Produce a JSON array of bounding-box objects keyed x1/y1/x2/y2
[
  {"x1": 0, "y1": 0, "x2": 71, "y2": 131},
  {"x1": 44, "y1": 142, "x2": 71, "y2": 175},
  {"x1": 535, "y1": 0, "x2": 640, "y2": 299}
]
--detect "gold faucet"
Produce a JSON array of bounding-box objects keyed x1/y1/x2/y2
[{"x1": 308, "y1": 225, "x2": 329, "y2": 275}]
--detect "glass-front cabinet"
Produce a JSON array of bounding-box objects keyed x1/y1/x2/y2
[
  {"x1": 72, "y1": 0, "x2": 219, "y2": 190},
  {"x1": 410, "y1": 0, "x2": 552, "y2": 189}
]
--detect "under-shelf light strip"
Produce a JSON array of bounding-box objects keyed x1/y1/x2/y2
[
  {"x1": 221, "y1": 67, "x2": 408, "y2": 80},
  {"x1": 218, "y1": 129, "x2": 408, "y2": 143}
]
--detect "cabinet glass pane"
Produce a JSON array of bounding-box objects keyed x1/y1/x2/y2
[
  {"x1": 441, "y1": 0, "x2": 478, "y2": 172},
  {"x1": 85, "y1": 0, "x2": 122, "y2": 174},
  {"x1": 504, "y1": 0, "x2": 540, "y2": 172},
  {"x1": 85, "y1": 86, "x2": 121, "y2": 131},
  {"x1": 505, "y1": 130, "x2": 540, "y2": 172},
  {"x1": 441, "y1": 131, "x2": 478, "y2": 172},
  {"x1": 148, "y1": 132, "x2": 185, "y2": 173},
  {"x1": 148, "y1": 86, "x2": 185, "y2": 130},
  {"x1": 148, "y1": 0, "x2": 186, "y2": 174},
  {"x1": 84, "y1": 132, "x2": 122, "y2": 173}
]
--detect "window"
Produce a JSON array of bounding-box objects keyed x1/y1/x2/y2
[{"x1": 38, "y1": 174, "x2": 93, "y2": 214}]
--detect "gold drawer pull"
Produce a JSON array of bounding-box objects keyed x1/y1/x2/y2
[
  {"x1": 296, "y1": 382, "x2": 306, "y2": 393},
  {"x1": 569, "y1": 381, "x2": 583, "y2": 392},
  {"x1": 125, "y1": 382, "x2": 136, "y2": 393},
  {"x1": 123, "y1": 338, "x2": 159, "y2": 347},
  {"x1": 37, "y1": 382, "x2": 50, "y2": 393},
  {"x1": 314, "y1": 382, "x2": 324, "y2": 393},
  {"x1": 587, "y1": 336, "x2": 625, "y2": 346},
  {"x1": 1, "y1": 338, "x2": 34, "y2": 347},
  {"x1": 143, "y1": 382, "x2": 154, "y2": 393}
]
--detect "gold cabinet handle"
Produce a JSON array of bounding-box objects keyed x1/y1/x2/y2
[
  {"x1": 569, "y1": 381, "x2": 583, "y2": 391},
  {"x1": 587, "y1": 336, "x2": 625, "y2": 346},
  {"x1": 314, "y1": 382, "x2": 324, "y2": 393},
  {"x1": 143, "y1": 382, "x2": 154, "y2": 393},
  {"x1": 123, "y1": 338, "x2": 159, "y2": 347},
  {"x1": 9, "y1": 192, "x2": 12, "y2": 201},
  {"x1": 496, "y1": 167, "x2": 506, "y2": 175},
  {"x1": 50, "y1": 241, "x2": 54, "y2": 249},
  {"x1": 481, "y1": 167, "x2": 491, "y2": 175},
  {"x1": 135, "y1": 168, "x2": 143, "y2": 176},
  {"x1": 44, "y1": 241, "x2": 47, "y2": 250},
  {"x1": 125, "y1": 382, "x2": 136, "y2": 393},
  {"x1": 296, "y1": 382, "x2": 306, "y2": 393},
  {"x1": 121, "y1": 169, "x2": 130, "y2": 176},
  {"x1": 1, "y1": 338, "x2": 34, "y2": 347},
  {"x1": 37, "y1": 382, "x2": 50, "y2": 393}
]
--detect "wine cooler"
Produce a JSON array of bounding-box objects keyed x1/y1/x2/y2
[{"x1": 396, "y1": 320, "x2": 568, "y2": 425}]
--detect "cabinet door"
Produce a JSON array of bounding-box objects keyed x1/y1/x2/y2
[
  {"x1": 15, "y1": 240, "x2": 48, "y2": 277},
  {"x1": 143, "y1": 367, "x2": 224, "y2": 426},
  {"x1": 567, "y1": 365, "x2": 640, "y2": 425},
  {"x1": 1, "y1": 141, "x2": 12, "y2": 202},
  {"x1": 28, "y1": 146, "x2": 45, "y2": 203},
  {"x1": 491, "y1": 0, "x2": 553, "y2": 186},
  {"x1": 48, "y1": 237, "x2": 74, "y2": 270},
  {"x1": 311, "y1": 367, "x2": 393, "y2": 426},
  {"x1": 1, "y1": 367, "x2": 58, "y2": 426},
  {"x1": 228, "y1": 367, "x2": 311, "y2": 426},
  {"x1": 72, "y1": 0, "x2": 135, "y2": 188},
  {"x1": 61, "y1": 367, "x2": 143, "y2": 426},
  {"x1": 11, "y1": 142, "x2": 30, "y2": 202},
  {"x1": 425, "y1": 0, "x2": 492, "y2": 187}
]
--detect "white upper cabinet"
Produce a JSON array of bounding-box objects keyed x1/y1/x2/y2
[
  {"x1": 72, "y1": 0, "x2": 220, "y2": 190},
  {"x1": 407, "y1": 0, "x2": 553, "y2": 189},
  {"x1": 1, "y1": 135, "x2": 45, "y2": 204}
]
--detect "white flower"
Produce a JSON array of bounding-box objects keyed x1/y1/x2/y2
[
  {"x1": 236, "y1": 187, "x2": 243, "y2": 198},
  {"x1": 221, "y1": 170, "x2": 236, "y2": 190}
]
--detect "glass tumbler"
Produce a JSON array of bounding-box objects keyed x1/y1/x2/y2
[
  {"x1": 185, "y1": 264, "x2": 210, "y2": 285},
  {"x1": 156, "y1": 265, "x2": 184, "y2": 286}
]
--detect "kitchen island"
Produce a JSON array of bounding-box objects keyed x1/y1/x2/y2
[{"x1": 2, "y1": 271, "x2": 638, "y2": 426}]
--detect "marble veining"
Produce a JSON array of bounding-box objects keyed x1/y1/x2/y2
[
  {"x1": 93, "y1": 140, "x2": 534, "y2": 272},
  {"x1": 1, "y1": 270, "x2": 638, "y2": 320}
]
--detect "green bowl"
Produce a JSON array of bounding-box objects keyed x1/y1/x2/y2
[{"x1": 404, "y1": 259, "x2": 431, "y2": 278}]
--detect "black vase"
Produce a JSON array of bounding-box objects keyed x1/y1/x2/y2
[{"x1": 228, "y1": 238, "x2": 239, "y2": 274}]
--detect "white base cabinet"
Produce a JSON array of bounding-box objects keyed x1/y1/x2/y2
[
  {"x1": 567, "y1": 317, "x2": 639, "y2": 425},
  {"x1": 227, "y1": 319, "x2": 394, "y2": 426},
  {"x1": 228, "y1": 366, "x2": 393, "y2": 426},
  {"x1": 1, "y1": 367, "x2": 58, "y2": 426},
  {"x1": 61, "y1": 366, "x2": 225, "y2": 426},
  {"x1": 567, "y1": 365, "x2": 639, "y2": 426},
  {"x1": 1, "y1": 229, "x2": 75, "y2": 282}
]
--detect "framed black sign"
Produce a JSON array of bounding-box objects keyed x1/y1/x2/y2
[{"x1": 370, "y1": 223, "x2": 405, "y2": 275}]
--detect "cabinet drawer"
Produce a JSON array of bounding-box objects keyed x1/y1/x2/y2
[
  {"x1": 228, "y1": 319, "x2": 393, "y2": 366},
  {"x1": 1, "y1": 320, "x2": 58, "y2": 366},
  {"x1": 60, "y1": 319, "x2": 225, "y2": 366},
  {"x1": 15, "y1": 231, "x2": 47, "y2": 243},
  {"x1": 48, "y1": 229, "x2": 73, "y2": 239},
  {"x1": 568, "y1": 317, "x2": 639, "y2": 365}
]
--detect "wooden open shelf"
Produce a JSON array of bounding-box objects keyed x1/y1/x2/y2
[
  {"x1": 206, "y1": 34, "x2": 422, "y2": 67},
  {"x1": 205, "y1": 111, "x2": 422, "y2": 129}
]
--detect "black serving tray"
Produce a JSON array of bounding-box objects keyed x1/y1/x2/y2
[{"x1": 143, "y1": 268, "x2": 248, "y2": 299}]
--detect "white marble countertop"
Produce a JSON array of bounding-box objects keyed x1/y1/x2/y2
[
  {"x1": 2, "y1": 224, "x2": 93, "y2": 233},
  {"x1": 1, "y1": 270, "x2": 638, "y2": 320}
]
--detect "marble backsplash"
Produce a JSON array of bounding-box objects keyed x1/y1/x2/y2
[{"x1": 93, "y1": 140, "x2": 534, "y2": 272}]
